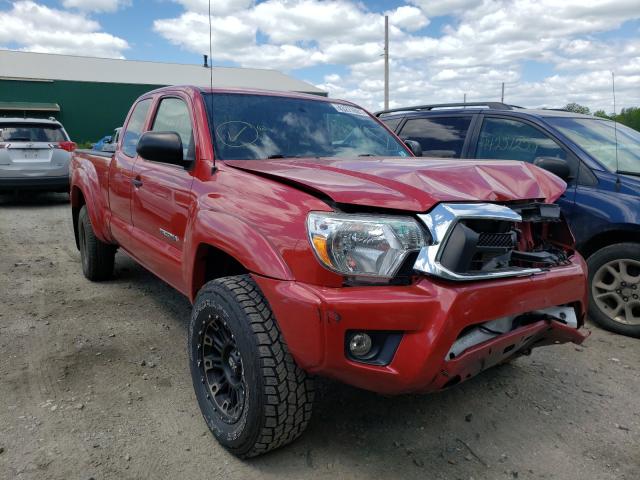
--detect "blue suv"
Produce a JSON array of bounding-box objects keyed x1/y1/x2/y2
[{"x1": 378, "y1": 102, "x2": 640, "y2": 337}]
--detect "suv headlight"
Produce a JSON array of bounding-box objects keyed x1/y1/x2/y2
[{"x1": 307, "y1": 212, "x2": 428, "y2": 278}]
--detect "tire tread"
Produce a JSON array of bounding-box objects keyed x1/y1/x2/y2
[
  {"x1": 195, "y1": 275, "x2": 314, "y2": 457},
  {"x1": 78, "y1": 205, "x2": 115, "y2": 281}
]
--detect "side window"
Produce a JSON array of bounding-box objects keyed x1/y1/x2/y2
[
  {"x1": 398, "y1": 116, "x2": 472, "y2": 158},
  {"x1": 476, "y1": 118, "x2": 566, "y2": 163},
  {"x1": 121, "y1": 99, "x2": 152, "y2": 158},
  {"x1": 380, "y1": 116, "x2": 402, "y2": 132},
  {"x1": 152, "y1": 98, "x2": 195, "y2": 161}
]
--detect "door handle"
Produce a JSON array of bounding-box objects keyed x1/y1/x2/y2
[{"x1": 132, "y1": 177, "x2": 143, "y2": 188}]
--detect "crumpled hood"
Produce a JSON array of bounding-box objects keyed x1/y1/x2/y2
[{"x1": 225, "y1": 157, "x2": 566, "y2": 212}]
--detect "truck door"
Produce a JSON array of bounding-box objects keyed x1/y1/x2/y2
[
  {"x1": 108, "y1": 98, "x2": 152, "y2": 244},
  {"x1": 130, "y1": 95, "x2": 196, "y2": 292}
]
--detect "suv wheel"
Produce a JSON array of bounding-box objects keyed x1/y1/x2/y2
[
  {"x1": 78, "y1": 205, "x2": 116, "y2": 281},
  {"x1": 588, "y1": 243, "x2": 640, "y2": 338},
  {"x1": 189, "y1": 275, "x2": 314, "y2": 458}
]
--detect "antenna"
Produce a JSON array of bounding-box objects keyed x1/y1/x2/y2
[
  {"x1": 384, "y1": 15, "x2": 389, "y2": 110},
  {"x1": 208, "y1": 0, "x2": 216, "y2": 173},
  {"x1": 611, "y1": 71, "x2": 619, "y2": 176}
]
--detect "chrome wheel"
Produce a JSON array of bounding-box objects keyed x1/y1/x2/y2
[
  {"x1": 592, "y1": 259, "x2": 640, "y2": 325},
  {"x1": 199, "y1": 313, "x2": 246, "y2": 424}
]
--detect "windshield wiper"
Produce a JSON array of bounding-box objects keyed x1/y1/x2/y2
[
  {"x1": 358, "y1": 154, "x2": 376, "y2": 157},
  {"x1": 617, "y1": 170, "x2": 640, "y2": 177},
  {"x1": 266, "y1": 154, "x2": 301, "y2": 159}
]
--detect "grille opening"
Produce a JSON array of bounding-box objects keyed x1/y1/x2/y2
[{"x1": 439, "y1": 216, "x2": 570, "y2": 275}]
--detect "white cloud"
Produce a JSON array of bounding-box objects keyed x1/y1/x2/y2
[
  {"x1": 386, "y1": 6, "x2": 429, "y2": 32},
  {"x1": 155, "y1": 11, "x2": 256, "y2": 54},
  {"x1": 153, "y1": 0, "x2": 640, "y2": 111},
  {"x1": 0, "y1": 1, "x2": 129, "y2": 58},
  {"x1": 1, "y1": 0, "x2": 638, "y2": 112},
  {"x1": 62, "y1": 0, "x2": 131, "y2": 13},
  {"x1": 409, "y1": 0, "x2": 483, "y2": 17},
  {"x1": 173, "y1": 0, "x2": 253, "y2": 16}
]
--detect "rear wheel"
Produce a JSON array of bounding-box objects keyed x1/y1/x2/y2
[
  {"x1": 588, "y1": 243, "x2": 640, "y2": 338},
  {"x1": 78, "y1": 205, "x2": 115, "y2": 281},
  {"x1": 189, "y1": 275, "x2": 314, "y2": 458}
]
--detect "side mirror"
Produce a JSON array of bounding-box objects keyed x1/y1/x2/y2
[
  {"x1": 136, "y1": 131, "x2": 185, "y2": 166},
  {"x1": 404, "y1": 139, "x2": 423, "y2": 157},
  {"x1": 534, "y1": 156, "x2": 571, "y2": 181}
]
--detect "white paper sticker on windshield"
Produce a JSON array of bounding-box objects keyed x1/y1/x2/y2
[{"x1": 331, "y1": 103, "x2": 369, "y2": 117}]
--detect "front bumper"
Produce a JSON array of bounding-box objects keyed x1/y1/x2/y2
[{"x1": 254, "y1": 253, "x2": 588, "y2": 395}]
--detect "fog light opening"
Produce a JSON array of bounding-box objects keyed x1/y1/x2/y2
[{"x1": 349, "y1": 332, "x2": 372, "y2": 358}]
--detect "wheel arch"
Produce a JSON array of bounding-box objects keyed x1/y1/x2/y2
[
  {"x1": 190, "y1": 243, "x2": 250, "y2": 300},
  {"x1": 186, "y1": 210, "x2": 294, "y2": 302},
  {"x1": 578, "y1": 226, "x2": 640, "y2": 259},
  {"x1": 70, "y1": 185, "x2": 86, "y2": 250}
]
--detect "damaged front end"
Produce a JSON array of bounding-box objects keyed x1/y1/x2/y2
[{"x1": 414, "y1": 201, "x2": 575, "y2": 281}]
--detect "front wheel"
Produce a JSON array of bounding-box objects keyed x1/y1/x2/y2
[
  {"x1": 588, "y1": 243, "x2": 640, "y2": 338},
  {"x1": 189, "y1": 275, "x2": 314, "y2": 458}
]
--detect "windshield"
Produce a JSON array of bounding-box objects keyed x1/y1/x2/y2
[
  {"x1": 546, "y1": 117, "x2": 640, "y2": 175},
  {"x1": 204, "y1": 93, "x2": 409, "y2": 160},
  {"x1": 0, "y1": 123, "x2": 66, "y2": 142}
]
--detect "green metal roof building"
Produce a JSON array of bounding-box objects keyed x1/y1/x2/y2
[{"x1": 0, "y1": 50, "x2": 326, "y2": 144}]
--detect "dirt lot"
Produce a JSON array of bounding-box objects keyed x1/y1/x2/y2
[{"x1": 0, "y1": 192, "x2": 638, "y2": 480}]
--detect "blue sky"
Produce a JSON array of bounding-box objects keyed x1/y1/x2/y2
[{"x1": 1, "y1": 0, "x2": 639, "y2": 110}]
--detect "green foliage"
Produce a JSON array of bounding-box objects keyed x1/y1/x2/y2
[
  {"x1": 563, "y1": 103, "x2": 591, "y2": 115},
  {"x1": 561, "y1": 104, "x2": 639, "y2": 132},
  {"x1": 615, "y1": 107, "x2": 640, "y2": 132}
]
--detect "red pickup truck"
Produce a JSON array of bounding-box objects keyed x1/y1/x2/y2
[{"x1": 70, "y1": 86, "x2": 588, "y2": 458}]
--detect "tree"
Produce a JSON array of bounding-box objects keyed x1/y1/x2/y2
[
  {"x1": 563, "y1": 103, "x2": 591, "y2": 115},
  {"x1": 616, "y1": 107, "x2": 640, "y2": 132},
  {"x1": 594, "y1": 110, "x2": 611, "y2": 119}
]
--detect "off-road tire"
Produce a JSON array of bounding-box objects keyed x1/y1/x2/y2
[
  {"x1": 189, "y1": 275, "x2": 314, "y2": 458},
  {"x1": 78, "y1": 205, "x2": 115, "y2": 281},
  {"x1": 587, "y1": 243, "x2": 640, "y2": 338}
]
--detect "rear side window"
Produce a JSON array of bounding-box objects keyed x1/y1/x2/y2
[
  {"x1": 380, "y1": 116, "x2": 403, "y2": 132},
  {"x1": 151, "y1": 98, "x2": 195, "y2": 161},
  {"x1": 0, "y1": 123, "x2": 66, "y2": 142},
  {"x1": 398, "y1": 117, "x2": 471, "y2": 158},
  {"x1": 121, "y1": 99, "x2": 152, "y2": 157},
  {"x1": 476, "y1": 117, "x2": 566, "y2": 163}
]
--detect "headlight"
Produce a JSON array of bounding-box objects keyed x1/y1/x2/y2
[{"x1": 307, "y1": 212, "x2": 428, "y2": 278}]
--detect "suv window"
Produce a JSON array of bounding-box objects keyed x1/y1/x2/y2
[
  {"x1": 0, "y1": 123, "x2": 67, "y2": 142},
  {"x1": 152, "y1": 97, "x2": 195, "y2": 161},
  {"x1": 121, "y1": 99, "x2": 152, "y2": 158},
  {"x1": 398, "y1": 116, "x2": 471, "y2": 158},
  {"x1": 380, "y1": 116, "x2": 402, "y2": 132},
  {"x1": 476, "y1": 117, "x2": 566, "y2": 163}
]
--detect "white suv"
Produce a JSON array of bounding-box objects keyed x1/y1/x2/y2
[{"x1": 0, "y1": 117, "x2": 75, "y2": 192}]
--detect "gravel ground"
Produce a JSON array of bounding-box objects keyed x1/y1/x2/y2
[{"x1": 0, "y1": 192, "x2": 638, "y2": 480}]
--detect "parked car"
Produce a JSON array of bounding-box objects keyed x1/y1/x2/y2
[
  {"x1": 101, "y1": 127, "x2": 122, "y2": 153},
  {"x1": 92, "y1": 135, "x2": 112, "y2": 152},
  {"x1": 377, "y1": 102, "x2": 640, "y2": 338},
  {"x1": 70, "y1": 87, "x2": 588, "y2": 458},
  {"x1": 0, "y1": 117, "x2": 75, "y2": 192}
]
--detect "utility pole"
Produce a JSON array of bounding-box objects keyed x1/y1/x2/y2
[
  {"x1": 384, "y1": 15, "x2": 389, "y2": 110},
  {"x1": 463, "y1": 93, "x2": 467, "y2": 105},
  {"x1": 501, "y1": 82, "x2": 505, "y2": 103}
]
